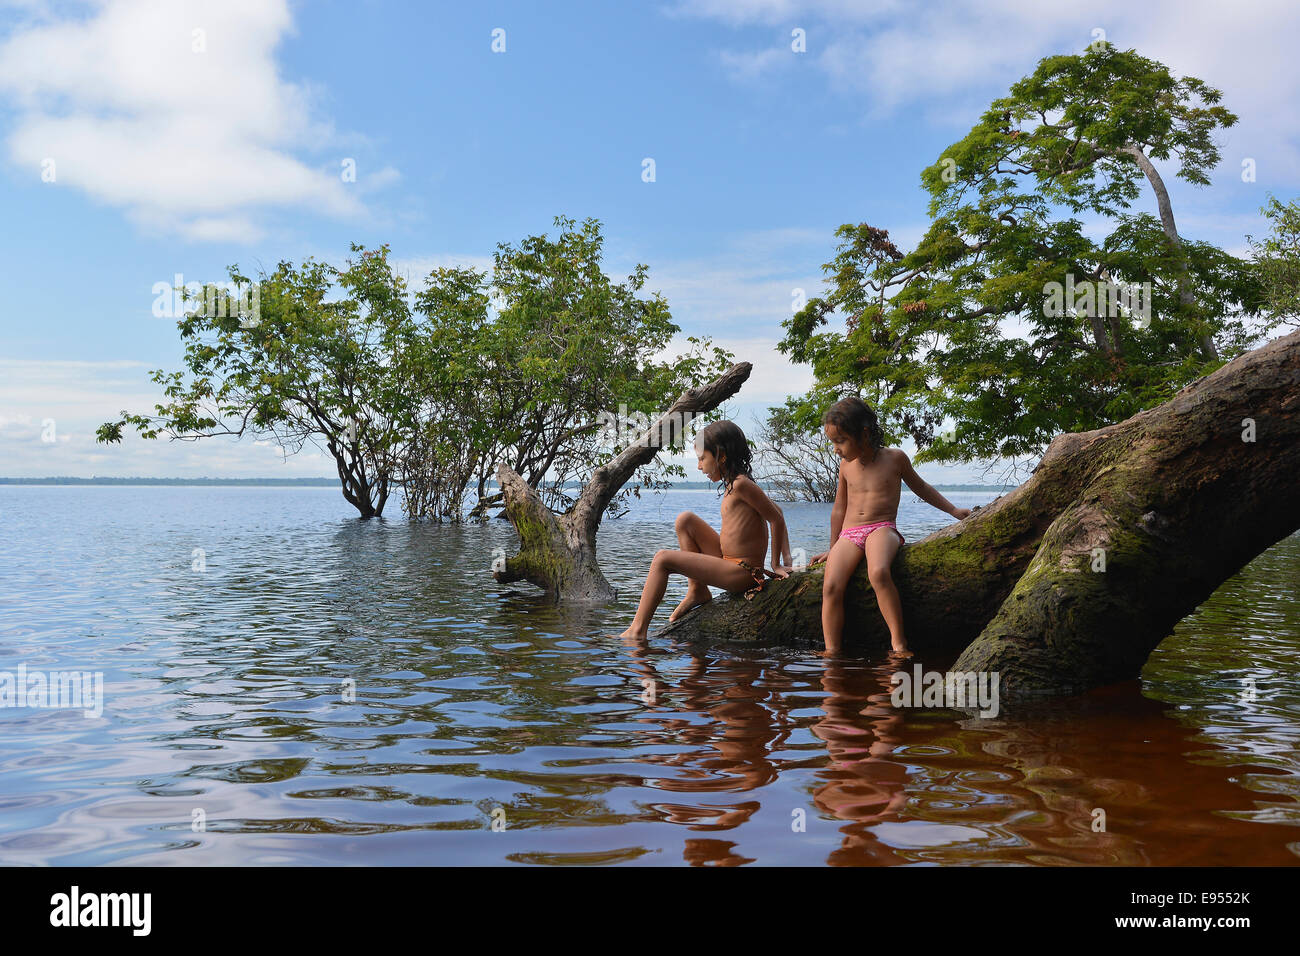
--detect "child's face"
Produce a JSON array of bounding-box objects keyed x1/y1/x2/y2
[
  {"x1": 695, "y1": 441, "x2": 724, "y2": 481},
  {"x1": 824, "y1": 422, "x2": 867, "y2": 462}
]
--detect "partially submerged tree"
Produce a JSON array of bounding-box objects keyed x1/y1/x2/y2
[
  {"x1": 662, "y1": 329, "x2": 1300, "y2": 700},
  {"x1": 777, "y1": 42, "x2": 1267, "y2": 469},
  {"x1": 98, "y1": 217, "x2": 732, "y2": 522},
  {"x1": 406, "y1": 215, "x2": 735, "y2": 520},
  {"x1": 98, "y1": 245, "x2": 418, "y2": 518}
]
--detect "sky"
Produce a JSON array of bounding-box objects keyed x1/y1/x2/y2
[{"x1": 1, "y1": 0, "x2": 1297, "y2": 482}]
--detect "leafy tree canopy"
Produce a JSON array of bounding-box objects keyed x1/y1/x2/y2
[{"x1": 777, "y1": 43, "x2": 1270, "y2": 469}]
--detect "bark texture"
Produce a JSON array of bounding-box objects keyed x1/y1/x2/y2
[{"x1": 660, "y1": 329, "x2": 1300, "y2": 698}]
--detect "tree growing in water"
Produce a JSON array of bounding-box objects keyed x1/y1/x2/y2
[
  {"x1": 1248, "y1": 194, "x2": 1300, "y2": 331},
  {"x1": 98, "y1": 245, "x2": 419, "y2": 518},
  {"x1": 751, "y1": 397, "x2": 840, "y2": 502},
  {"x1": 98, "y1": 218, "x2": 733, "y2": 520},
  {"x1": 405, "y1": 215, "x2": 734, "y2": 520}
]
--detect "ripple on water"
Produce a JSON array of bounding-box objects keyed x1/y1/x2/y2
[{"x1": 0, "y1": 486, "x2": 1296, "y2": 865}]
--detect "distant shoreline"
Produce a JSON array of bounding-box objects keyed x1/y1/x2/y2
[{"x1": 0, "y1": 477, "x2": 1017, "y2": 492}]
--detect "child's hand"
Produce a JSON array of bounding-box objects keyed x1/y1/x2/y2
[
  {"x1": 808, "y1": 551, "x2": 830, "y2": 565},
  {"x1": 771, "y1": 566, "x2": 792, "y2": 579},
  {"x1": 952, "y1": 508, "x2": 972, "y2": 520}
]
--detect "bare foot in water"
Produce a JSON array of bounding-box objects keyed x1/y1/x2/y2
[
  {"x1": 888, "y1": 641, "x2": 913, "y2": 661},
  {"x1": 619, "y1": 626, "x2": 647, "y2": 642},
  {"x1": 669, "y1": 587, "x2": 711, "y2": 621}
]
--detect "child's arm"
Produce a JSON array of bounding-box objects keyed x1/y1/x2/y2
[
  {"x1": 899, "y1": 452, "x2": 971, "y2": 519},
  {"x1": 810, "y1": 466, "x2": 848, "y2": 564},
  {"x1": 829, "y1": 465, "x2": 848, "y2": 541},
  {"x1": 732, "y1": 476, "x2": 792, "y2": 572}
]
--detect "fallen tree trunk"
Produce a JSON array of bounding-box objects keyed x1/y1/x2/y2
[
  {"x1": 494, "y1": 362, "x2": 753, "y2": 601},
  {"x1": 660, "y1": 329, "x2": 1300, "y2": 698}
]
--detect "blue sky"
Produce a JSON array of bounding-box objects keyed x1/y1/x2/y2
[{"x1": 1, "y1": 0, "x2": 1297, "y2": 481}]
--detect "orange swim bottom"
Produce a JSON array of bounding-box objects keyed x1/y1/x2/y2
[{"x1": 723, "y1": 555, "x2": 772, "y2": 599}]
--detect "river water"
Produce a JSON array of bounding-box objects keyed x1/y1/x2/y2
[{"x1": 1, "y1": 485, "x2": 1296, "y2": 865}]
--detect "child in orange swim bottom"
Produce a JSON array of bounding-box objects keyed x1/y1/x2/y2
[{"x1": 619, "y1": 420, "x2": 791, "y2": 640}]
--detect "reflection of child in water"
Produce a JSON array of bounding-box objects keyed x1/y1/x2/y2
[
  {"x1": 620, "y1": 421, "x2": 790, "y2": 640},
  {"x1": 811, "y1": 660, "x2": 911, "y2": 865},
  {"x1": 810, "y1": 397, "x2": 970, "y2": 658}
]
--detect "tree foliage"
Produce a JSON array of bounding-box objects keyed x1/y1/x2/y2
[
  {"x1": 98, "y1": 218, "x2": 733, "y2": 520},
  {"x1": 751, "y1": 397, "x2": 840, "y2": 502},
  {"x1": 1249, "y1": 194, "x2": 1300, "y2": 330},
  {"x1": 98, "y1": 245, "x2": 418, "y2": 518},
  {"x1": 776, "y1": 43, "x2": 1270, "y2": 467},
  {"x1": 406, "y1": 215, "x2": 734, "y2": 519}
]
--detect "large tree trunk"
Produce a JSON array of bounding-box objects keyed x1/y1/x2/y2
[
  {"x1": 661, "y1": 329, "x2": 1300, "y2": 699},
  {"x1": 494, "y1": 363, "x2": 753, "y2": 601}
]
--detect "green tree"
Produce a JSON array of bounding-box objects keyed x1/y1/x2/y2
[
  {"x1": 778, "y1": 43, "x2": 1268, "y2": 466},
  {"x1": 409, "y1": 215, "x2": 733, "y2": 519},
  {"x1": 97, "y1": 244, "x2": 419, "y2": 518},
  {"x1": 98, "y1": 218, "x2": 731, "y2": 522},
  {"x1": 1248, "y1": 194, "x2": 1300, "y2": 329}
]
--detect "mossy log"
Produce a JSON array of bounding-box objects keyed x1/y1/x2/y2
[
  {"x1": 494, "y1": 362, "x2": 753, "y2": 601},
  {"x1": 660, "y1": 329, "x2": 1300, "y2": 698}
]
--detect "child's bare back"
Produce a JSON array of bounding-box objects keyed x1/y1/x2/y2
[{"x1": 719, "y1": 476, "x2": 769, "y2": 564}]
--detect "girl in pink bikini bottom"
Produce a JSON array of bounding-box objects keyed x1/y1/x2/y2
[{"x1": 838, "y1": 520, "x2": 904, "y2": 550}]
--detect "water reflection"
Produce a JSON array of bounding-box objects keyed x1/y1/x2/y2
[{"x1": 0, "y1": 486, "x2": 1295, "y2": 865}]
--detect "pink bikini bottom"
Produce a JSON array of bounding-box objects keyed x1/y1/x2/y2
[{"x1": 839, "y1": 521, "x2": 904, "y2": 550}]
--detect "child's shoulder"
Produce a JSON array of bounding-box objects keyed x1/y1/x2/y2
[
  {"x1": 728, "y1": 473, "x2": 774, "y2": 505},
  {"x1": 876, "y1": 447, "x2": 910, "y2": 470}
]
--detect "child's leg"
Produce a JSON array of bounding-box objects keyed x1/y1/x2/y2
[
  {"x1": 821, "y1": 538, "x2": 865, "y2": 655},
  {"x1": 620, "y1": 549, "x2": 760, "y2": 639},
  {"x1": 864, "y1": 527, "x2": 907, "y2": 655},
  {"x1": 670, "y1": 511, "x2": 721, "y2": 620}
]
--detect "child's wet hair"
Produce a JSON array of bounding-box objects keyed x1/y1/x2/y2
[
  {"x1": 695, "y1": 420, "x2": 753, "y2": 492},
  {"x1": 823, "y1": 396, "x2": 884, "y2": 459}
]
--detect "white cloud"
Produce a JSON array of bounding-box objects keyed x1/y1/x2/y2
[
  {"x1": 0, "y1": 0, "x2": 389, "y2": 241},
  {"x1": 718, "y1": 46, "x2": 791, "y2": 83},
  {"x1": 632, "y1": 226, "x2": 829, "y2": 334},
  {"x1": 674, "y1": 0, "x2": 1300, "y2": 178},
  {"x1": 660, "y1": 332, "x2": 813, "y2": 402},
  {"x1": 664, "y1": 0, "x2": 908, "y2": 28}
]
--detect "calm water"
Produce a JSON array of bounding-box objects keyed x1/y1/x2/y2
[{"x1": 1, "y1": 485, "x2": 1297, "y2": 866}]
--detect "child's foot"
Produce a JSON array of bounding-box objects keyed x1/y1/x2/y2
[
  {"x1": 889, "y1": 641, "x2": 913, "y2": 661},
  {"x1": 669, "y1": 588, "x2": 711, "y2": 621},
  {"x1": 618, "y1": 625, "x2": 647, "y2": 640}
]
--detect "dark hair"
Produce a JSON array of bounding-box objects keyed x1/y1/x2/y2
[
  {"x1": 823, "y1": 396, "x2": 884, "y2": 459},
  {"x1": 696, "y1": 420, "x2": 753, "y2": 493}
]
